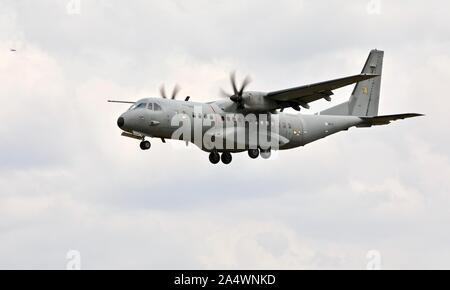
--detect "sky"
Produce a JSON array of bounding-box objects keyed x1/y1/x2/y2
[{"x1": 0, "y1": 0, "x2": 449, "y2": 269}]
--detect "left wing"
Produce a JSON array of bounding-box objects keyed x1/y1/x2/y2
[{"x1": 266, "y1": 74, "x2": 379, "y2": 108}]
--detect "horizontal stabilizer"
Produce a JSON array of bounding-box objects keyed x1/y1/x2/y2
[{"x1": 360, "y1": 113, "x2": 424, "y2": 126}]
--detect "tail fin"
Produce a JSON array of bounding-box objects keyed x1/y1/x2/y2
[{"x1": 320, "y1": 49, "x2": 384, "y2": 116}]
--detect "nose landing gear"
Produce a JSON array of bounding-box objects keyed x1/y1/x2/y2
[{"x1": 140, "y1": 140, "x2": 151, "y2": 150}]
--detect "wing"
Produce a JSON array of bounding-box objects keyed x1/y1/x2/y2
[{"x1": 266, "y1": 74, "x2": 379, "y2": 108}]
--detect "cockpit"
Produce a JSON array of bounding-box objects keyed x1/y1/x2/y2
[{"x1": 128, "y1": 101, "x2": 163, "y2": 111}]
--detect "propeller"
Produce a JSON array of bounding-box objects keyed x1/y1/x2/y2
[
  {"x1": 221, "y1": 71, "x2": 251, "y2": 108},
  {"x1": 160, "y1": 84, "x2": 181, "y2": 100}
]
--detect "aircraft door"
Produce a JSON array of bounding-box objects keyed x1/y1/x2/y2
[
  {"x1": 286, "y1": 121, "x2": 293, "y2": 140},
  {"x1": 146, "y1": 102, "x2": 170, "y2": 137}
]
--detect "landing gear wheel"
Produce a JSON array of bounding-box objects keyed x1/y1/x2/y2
[
  {"x1": 209, "y1": 151, "x2": 220, "y2": 164},
  {"x1": 248, "y1": 149, "x2": 259, "y2": 159},
  {"x1": 140, "y1": 140, "x2": 151, "y2": 150},
  {"x1": 260, "y1": 149, "x2": 271, "y2": 159},
  {"x1": 221, "y1": 152, "x2": 232, "y2": 165}
]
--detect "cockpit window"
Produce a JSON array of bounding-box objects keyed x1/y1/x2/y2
[
  {"x1": 147, "y1": 103, "x2": 153, "y2": 110},
  {"x1": 154, "y1": 103, "x2": 162, "y2": 111},
  {"x1": 135, "y1": 103, "x2": 147, "y2": 109}
]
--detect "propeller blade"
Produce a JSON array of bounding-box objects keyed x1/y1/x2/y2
[
  {"x1": 223, "y1": 71, "x2": 252, "y2": 106},
  {"x1": 230, "y1": 71, "x2": 238, "y2": 95},
  {"x1": 171, "y1": 84, "x2": 180, "y2": 100},
  {"x1": 220, "y1": 88, "x2": 232, "y2": 98},
  {"x1": 160, "y1": 84, "x2": 167, "y2": 99},
  {"x1": 238, "y1": 75, "x2": 251, "y2": 96}
]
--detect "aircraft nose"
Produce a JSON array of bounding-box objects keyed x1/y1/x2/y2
[{"x1": 117, "y1": 116, "x2": 125, "y2": 128}]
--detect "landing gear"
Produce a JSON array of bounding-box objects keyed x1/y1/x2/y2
[
  {"x1": 209, "y1": 151, "x2": 232, "y2": 164},
  {"x1": 209, "y1": 151, "x2": 220, "y2": 164},
  {"x1": 248, "y1": 149, "x2": 259, "y2": 159},
  {"x1": 221, "y1": 152, "x2": 232, "y2": 165},
  {"x1": 260, "y1": 148, "x2": 271, "y2": 159},
  {"x1": 140, "y1": 140, "x2": 151, "y2": 150}
]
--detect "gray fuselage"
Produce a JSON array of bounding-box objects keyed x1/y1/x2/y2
[{"x1": 118, "y1": 97, "x2": 364, "y2": 152}]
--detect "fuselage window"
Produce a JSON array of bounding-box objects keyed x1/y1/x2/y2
[
  {"x1": 154, "y1": 103, "x2": 162, "y2": 111},
  {"x1": 198, "y1": 113, "x2": 202, "y2": 119}
]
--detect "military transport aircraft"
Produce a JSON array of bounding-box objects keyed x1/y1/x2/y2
[{"x1": 109, "y1": 50, "x2": 422, "y2": 164}]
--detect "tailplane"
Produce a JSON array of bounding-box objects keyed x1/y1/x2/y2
[
  {"x1": 320, "y1": 49, "x2": 384, "y2": 117},
  {"x1": 359, "y1": 113, "x2": 424, "y2": 126}
]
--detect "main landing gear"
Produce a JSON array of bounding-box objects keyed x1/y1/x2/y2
[
  {"x1": 209, "y1": 151, "x2": 232, "y2": 165},
  {"x1": 248, "y1": 149, "x2": 259, "y2": 159},
  {"x1": 260, "y1": 149, "x2": 271, "y2": 159},
  {"x1": 248, "y1": 148, "x2": 271, "y2": 159},
  {"x1": 139, "y1": 140, "x2": 151, "y2": 150},
  {"x1": 209, "y1": 148, "x2": 272, "y2": 164}
]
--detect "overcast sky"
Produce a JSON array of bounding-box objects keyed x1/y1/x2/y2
[{"x1": 1, "y1": 0, "x2": 449, "y2": 269}]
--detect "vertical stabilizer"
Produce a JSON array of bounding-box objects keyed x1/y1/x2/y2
[{"x1": 320, "y1": 49, "x2": 384, "y2": 116}]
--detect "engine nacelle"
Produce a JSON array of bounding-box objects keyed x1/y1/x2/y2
[{"x1": 241, "y1": 91, "x2": 279, "y2": 112}]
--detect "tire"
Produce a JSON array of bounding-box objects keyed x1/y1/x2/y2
[
  {"x1": 221, "y1": 152, "x2": 232, "y2": 164},
  {"x1": 260, "y1": 149, "x2": 271, "y2": 159},
  {"x1": 140, "y1": 141, "x2": 151, "y2": 150},
  {"x1": 248, "y1": 149, "x2": 259, "y2": 159},
  {"x1": 209, "y1": 152, "x2": 220, "y2": 164}
]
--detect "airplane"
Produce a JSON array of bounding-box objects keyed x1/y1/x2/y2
[{"x1": 109, "y1": 49, "x2": 422, "y2": 165}]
